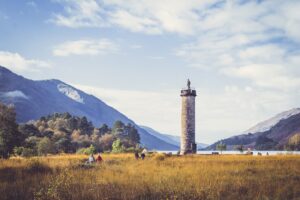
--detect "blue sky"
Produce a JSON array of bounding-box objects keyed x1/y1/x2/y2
[{"x1": 0, "y1": 0, "x2": 300, "y2": 144}]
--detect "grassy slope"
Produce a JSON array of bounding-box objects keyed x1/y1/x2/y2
[{"x1": 0, "y1": 154, "x2": 300, "y2": 200}]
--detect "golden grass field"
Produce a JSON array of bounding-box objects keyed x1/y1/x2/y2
[{"x1": 0, "y1": 154, "x2": 300, "y2": 200}]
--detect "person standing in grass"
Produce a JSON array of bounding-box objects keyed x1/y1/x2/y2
[
  {"x1": 141, "y1": 148, "x2": 147, "y2": 160},
  {"x1": 134, "y1": 151, "x2": 140, "y2": 160},
  {"x1": 88, "y1": 154, "x2": 95, "y2": 164},
  {"x1": 96, "y1": 153, "x2": 103, "y2": 163}
]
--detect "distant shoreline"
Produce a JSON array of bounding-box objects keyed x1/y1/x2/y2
[{"x1": 157, "y1": 150, "x2": 300, "y2": 156}]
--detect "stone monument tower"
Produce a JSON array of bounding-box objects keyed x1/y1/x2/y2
[{"x1": 180, "y1": 79, "x2": 197, "y2": 154}]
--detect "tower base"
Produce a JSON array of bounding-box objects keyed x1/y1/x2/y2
[{"x1": 180, "y1": 143, "x2": 197, "y2": 155}]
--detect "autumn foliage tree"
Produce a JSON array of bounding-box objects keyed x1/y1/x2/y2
[
  {"x1": 286, "y1": 133, "x2": 300, "y2": 150},
  {"x1": 0, "y1": 109, "x2": 141, "y2": 157}
]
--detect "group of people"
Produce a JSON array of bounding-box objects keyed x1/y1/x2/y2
[
  {"x1": 134, "y1": 148, "x2": 148, "y2": 160},
  {"x1": 86, "y1": 148, "x2": 148, "y2": 164},
  {"x1": 86, "y1": 153, "x2": 103, "y2": 164},
  {"x1": 134, "y1": 152, "x2": 145, "y2": 160}
]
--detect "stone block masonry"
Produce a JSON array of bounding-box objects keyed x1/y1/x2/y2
[{"x1": 180, "y1": 81, "x2": 197, "y2": 155}]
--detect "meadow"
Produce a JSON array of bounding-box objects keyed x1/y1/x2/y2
[{"x1": 0, "y1": 154, "x2": 300, "y2": 200}]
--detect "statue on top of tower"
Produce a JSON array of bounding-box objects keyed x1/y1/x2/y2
[{"x1": 187, "y1": 79, "x2": 191, "y2": 89}]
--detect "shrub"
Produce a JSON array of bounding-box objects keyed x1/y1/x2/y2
[
  {"x1": 14, "y1": 145, "x2": 48, "y2": 157},
  {"x1": 21, "y1": 147, "x2": 37, "y2": 157},
  {"x1": 125, "y1": 147, "x2": 138, "y2": 153},
  {"x1": 112, "y1": 139, "x2": 125, "y2": 153},
  {"x1": 37, "y1": 137, "x2": 56, "y2": 156},
  {"x1": 13, "y1": 146, "x2": 24, "y2": 156},
  {"x1": 76, "y1": 148, "x2": 85, "y2": 154},
  {"x1": 76, "y1": 144, "x2": 96, "y2": 155}
]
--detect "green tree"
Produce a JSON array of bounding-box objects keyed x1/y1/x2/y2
[
  {"x1": 18, "y1": 124, "x2": 41, "y2": 137},
  {"x1": 37, "y1": 137, "x2": 56, "y2": 156},
  {"x1": 127, "y1": 124, "x2": 140, "y2": 144},
  {"x1": 112, "y1": 121, "x2": 124, "y2": 135},
  {"x1": 13, "y1": 146, "x2": 36, "y2": 157},
  {"x1": 55, "y1": 137, "x2": 73, "y2": 153},
  {"x1": 113, "y1": 121, "x2": 124, "y2": 130},
  {"x1": 0, "y1": 103, "x2": 22, "y2": 158},
  {"x1": 87, "y1": 144, "x2": 96, "y2": 154},
  {"x1": 216, "y1": 142, "x2": 227, "y2": 154},
  {"x1": 21, "y1": 147, "x2": 36, "y2": 157},
  {"x1": 62, "y1": 112, "x2": 72, "y2": 119},
  {"x1": 112, "y1": 139, "x2": 125, "y2": 153},
  {"x1": 78, "y1": 116, "x2": 93, "y2": 135},
  {"x1": 24, "y1": 136, "x2": 41, "y2": 149},
  {"x1": 98, "y1": 124, "x2": 111, "y2": 136}
]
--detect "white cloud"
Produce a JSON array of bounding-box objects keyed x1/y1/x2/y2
[
  {"x1": 1, "y1": 90, "x2": 29, "y2": 100},
  {"x1": 50, "y1": 0, "x2": 300, "y2": 92},
  {"x1": 53, "y1": 39, "x2": 118, "y2": 56},
  {"x1": 27, "y1": 1, "x2": 37, "y2": 8},
  {"x1": 261, "y1": 1, "x2": 300, "y2": 43},
  {"x1": 177, "y1": 33, "x2": 300, "y2": 90},
  {"x1": 51, "y1": 0, "x2": 212, "y2": 34},
  {"x1": 147, "y1": 56, "x2": 164, "y2": 60},
  {"x1": 130, "y1": 44, "x2": 142, "y2": 49},
  {"x1": 51, "y1": 0, "x2": 107, "y2": 28},
  {"x1": 0, "y1": 51, "x2": 51, "y2": 72},
  {"x1": 51, "y1": 0, "x2": 300, "y2": 39},
  {"x1": 222, "y1": 64, "x2": 300, "y2": 90},
  {"x1": 109, "y1": 10, "x2": 161, "y2": 34},
  {"x1": 174, "y1": 1, "x2": 300, "y2": 91},
  {"x1": 237, "y1": 45, "x2": 286, "y2": 64}
]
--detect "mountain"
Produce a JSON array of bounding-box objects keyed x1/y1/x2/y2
[
  {"x1": 244, "y1": 108, "x2": 300, "y2": 134},
  {"x1": 141, "y1": 126, "x2": 208, "y2": 149},
  {"x1": 207, "y1": 108, "x2": 300, "y2": 150},
  {"x1": 0, "y1": 66, "x2": 177, "y2": 150}
]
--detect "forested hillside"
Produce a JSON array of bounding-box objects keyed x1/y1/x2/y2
[{"x1": 0, "y1": 103, "x2": 141, "y2": 158}]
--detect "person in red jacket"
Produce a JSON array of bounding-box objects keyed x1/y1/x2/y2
[{"x1": 96, "y1": 153, "x2": 103, "y2": 163}]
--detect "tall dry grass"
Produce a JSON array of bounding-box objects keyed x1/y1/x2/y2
[{"x1": 0, "y1": 154, "x2": 300, "y2": 200}]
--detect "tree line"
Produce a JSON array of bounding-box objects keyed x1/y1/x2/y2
[{"x1": 0, "y1": 103, "x2": 141, "y2": 158}]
